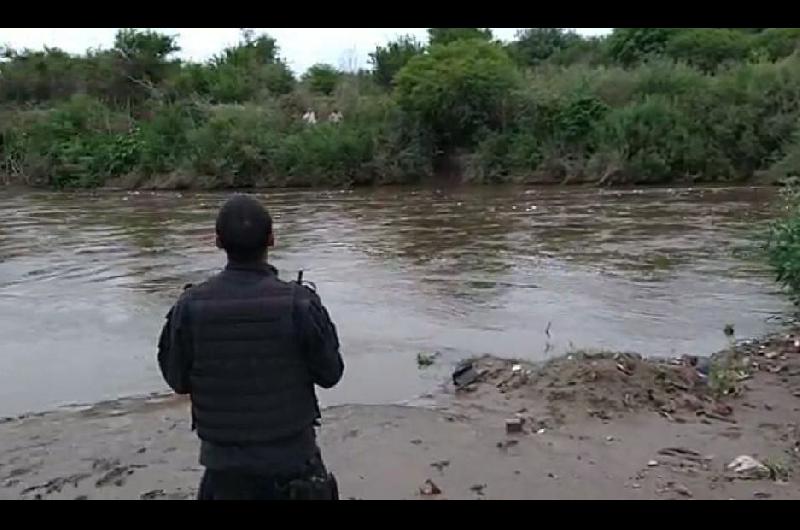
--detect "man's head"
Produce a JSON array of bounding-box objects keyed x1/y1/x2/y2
[{"x1": 215, "y1": 194, "x2": 274, "y2": 263}]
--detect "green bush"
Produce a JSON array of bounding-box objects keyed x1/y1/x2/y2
[
  {"x1": 630, "y1": 59, "x2": 708, "y2": 98},
  {"x1": 203, "y1": 62, "x2": 295, "y2": 103},
  {"x1": 427, "y1": 28, "x2": 493, "y2": 47},
  {"x1": 552, "y1": 95, "x2": 608, "y2": 152},
  {"x1": 509, "y1": 28, "x2": 581, "y2": 66},
  {"x1": 595, "y1": 95, "x2": 700, "y2": 182},
  {"x1": 0, "y1": 95, "x2": 139, "y2": 187},
  {"x1": 665, "y1": 29, "x2": 751, "y2": 72},
  {"x1": 47, "y1": 132, "x2": 139, "y2": 188},
  {"x1": 469, "y1": 87, "x2": 607, "y2": 182},
  {"x1": 168, "y1": 31, "x2": 295, "y2": 103},
  {"x1": 179, "y1": 94, "x2": 430, "y2": 187},
  {"x1": 606, "y1": 28, "x2": 678, "y2": 66},
  {"x1": 751, "y1": 28, "x2": 800, "y2": 61},
  {"x1": 270, "y1": 123, "x2": 374, "y2": 185},
  {"x1": 693, "y1": 55, "x2": 800, "y2": 177},
  {"x1": 764, "y1": 132, "x2": 800, "y2": 181},
  {"x1": 302, "y1": 64, "x2": 341, "y2": 96},
  {"x1": 135, "y1": 102, "x2": 201, "y2": 175},
  {"x1": 369, "y1": 35, "x2": 425, "y2": 89},
  {"x1": 185, "y1": 105, "x2": 280, "y2": 185},
  {"x1": 547, "y1": 37, "x2": 608, "y2": 67},
  {"x1": 470, "y1": 129, "x2": 543, "y2": 182},
  {"x1": 766, "y1": 181, "x2": 800, "y2": 305},
  {"x1": 395, "y1": 39, "x2": 519, "y2": 149},
  {"x1": 3, "y1": 28, "x2": 800, "y2": 190},
  {"x1": 0, "y1": 47, "x2": 83, "y2": 103}
]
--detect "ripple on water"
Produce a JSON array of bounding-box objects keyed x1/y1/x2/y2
[{"x1": 0, "y1": 186, "x2": 792, "y2": 416}]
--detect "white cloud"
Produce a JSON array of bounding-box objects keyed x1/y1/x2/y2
[{"x1": 0, "y1": 27, "x2": 612, "y2": 75}]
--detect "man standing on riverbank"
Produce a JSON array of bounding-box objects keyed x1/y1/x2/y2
[{"x1": 157, "y1": 194, "x2": 344, "y2": 500}]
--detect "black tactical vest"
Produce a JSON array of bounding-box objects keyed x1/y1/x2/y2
[{"x1": 182, "y1": 264, "x2": 319, "y2": 445}]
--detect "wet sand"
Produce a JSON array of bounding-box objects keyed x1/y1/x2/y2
[{"x1": 2, "y1": 331, "x2": 799, "y2": 500}]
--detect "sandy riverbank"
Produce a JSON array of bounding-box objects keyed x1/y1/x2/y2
[{"x1": 2, "y1": 331, "x2": 799, "y2": 500}]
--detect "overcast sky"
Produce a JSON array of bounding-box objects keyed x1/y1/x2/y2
[{"x1": 0, "y1": 28, "x2": 612, "y2": 74}]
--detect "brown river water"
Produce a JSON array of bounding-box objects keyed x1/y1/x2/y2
[{"x1": 0, "y1": 186, "x2": 792, "y2": 417}]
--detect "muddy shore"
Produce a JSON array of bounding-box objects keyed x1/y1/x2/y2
[{"x1": 2, "y1": 331, "x2": 799, "y2": 500}]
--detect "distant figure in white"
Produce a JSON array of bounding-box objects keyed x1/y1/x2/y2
[
  {"x1": 328, "y1": 109, "x2": 343, "y2": 124},
  {"x1": 302, "y1": 109, "x2": 317, "y2": 125}
]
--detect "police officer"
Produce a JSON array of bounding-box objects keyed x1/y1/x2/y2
[{"x1": 157, "y1": 194, "x2": 344, "y2": 500}]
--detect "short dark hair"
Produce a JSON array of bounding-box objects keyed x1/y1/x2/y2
[{"x1": 215, "y1": 194, "x2": 273, "y2": 262}]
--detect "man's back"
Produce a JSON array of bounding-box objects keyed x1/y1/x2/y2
[
  {"x1": 183, "y1": 263, "x2": 323, "y2": 443},
  {"x1": 157, "y1": 194, "x2": 343, "y2": 499}
]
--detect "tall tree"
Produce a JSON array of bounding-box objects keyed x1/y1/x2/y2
[
  {"x1": 368, "y1": 35, "x2": 425, "y2": 88},
  {"x1": 509, "y1": 28, "x2": 581, "y2": 66},
  {"x1": 427, "y1": 28, "x2": 493, "y2": 47}
]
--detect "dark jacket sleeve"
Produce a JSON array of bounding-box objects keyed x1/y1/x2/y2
[
  {"x1": 295, "y1": 286, "x2": 344, "y2": 389},
  {"x1": 157, "y1": 297, "x2": 193, "y2": 395}
]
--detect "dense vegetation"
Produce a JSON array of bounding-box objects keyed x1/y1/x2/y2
[
  {"x1": 766, "y1": 178, "x2": 800, "y2": 306},
  {"x1": 2, "y1": 27, "x2": 800, "y2": 189}
]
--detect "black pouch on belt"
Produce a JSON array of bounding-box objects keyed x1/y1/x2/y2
[
  {"x1": 278, "y1": 472, "x2": 338, "y2": 500},
  {"x1": 277, "y1": 450, "x2": 339, "y2": 500}
]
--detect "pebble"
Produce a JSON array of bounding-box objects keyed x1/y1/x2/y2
[
  {"x1": 419, "y1": 479, "x2": 442, "y2": 496},
  {"x1": 673, "y1": 484, "x2": 692, "y2": 498},
  {"x1": 648, "y1": 460, "x2": 659, "y2": 467},
  {"x1": 505, "y1": 418, "x2": 524, "y2": 434},
  {"x1": 470, "y1": 484, "x2": 486, "y2": 495}
]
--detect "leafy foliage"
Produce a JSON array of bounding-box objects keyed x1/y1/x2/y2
[
  {"x1": 509, "y1": 28, "x2": 581, "y2": 66},
  {"x1": 427, "y1": 28, "x2": 494, "y2": 47},
  {"x1": 395, "y1": 39, "x2": 519, "y2": 149},
  {"x1": 302, "y1": 64, "x2": 341, "y2": 96},
  {"x1": 606, "y1": 28, "x2": 678, "y2": 66},
  {"x1": 369, "y1": 35, "x2": 425, "y2": 88},
  {"x1": 665, "y1": 29, "x2": 751, "y2": 72},
  {"x1": 3, "y1": 27, "x2": 800, "y2": 194},
  {"x1": 766, "y1": 180, "x2": 800, "y2": 305}
]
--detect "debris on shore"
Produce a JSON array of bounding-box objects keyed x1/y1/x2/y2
[
  {"x1": 1, "y1": 328, "x2": 799, "y2": 500},
  {"x1": 449, "y1": 330, "x2": 800, "y2": 429},
  {"x1": 728, "y1": 455, "x2": 769, "y2": 479},
  {"x1": 419, "y1": 479, "x2": 442, "y2": 496},
  {"x1": 417, "y1": 352, "x2": 440, "y2": 368}
]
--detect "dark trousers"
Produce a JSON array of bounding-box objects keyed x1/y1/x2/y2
[
  {"x1": 197, "y1": 458, "x2": 338, "y2": 500},
  {"x1": 198, "y1": 469, "x2": 286, "y2": 500}
]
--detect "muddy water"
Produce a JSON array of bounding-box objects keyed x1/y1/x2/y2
[{"x1": 0, "y1": 186, "x2": 791, "y2": 416}]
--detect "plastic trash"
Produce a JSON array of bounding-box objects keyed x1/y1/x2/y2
[
  {"x1": 727, "y1": 455, "x2": 768, "y2": 476},
  {"x1": 453, "y1": 360, "x2": 480, "y2": 388},
  {"x1": 505, "y1": 418, "x2": 524, "y2": 434}
]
